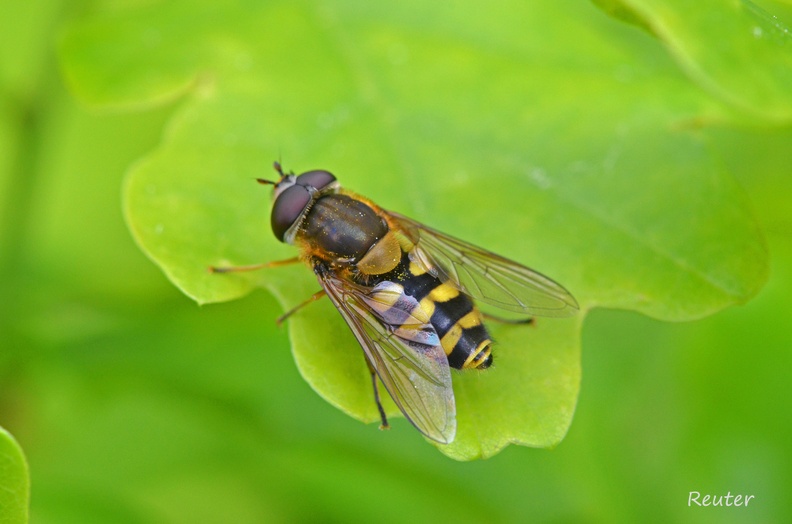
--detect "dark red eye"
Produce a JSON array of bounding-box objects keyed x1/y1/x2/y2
[
  {"x1": 271, "y1": 184, "x2": 311, "y2": 241},
  {"x1": 296, "y1": 170, "x2": 336, "y2": 190}
]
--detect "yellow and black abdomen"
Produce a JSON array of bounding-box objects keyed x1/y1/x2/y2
[{"x1": 389, "y1": 254, "x2": 493, "y2": 370}]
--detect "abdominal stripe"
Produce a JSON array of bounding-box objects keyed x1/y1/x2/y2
[
  {"x1": 370, "y1": 251, "x2": 492, "y2": 369},
  {"x1": 429, "y1": 294, "x2": 474, "y2": 339}
]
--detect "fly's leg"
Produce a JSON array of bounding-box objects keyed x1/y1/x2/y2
[
  {"x1": 366, "y1": 359, "x2": 390, "y2": 431},
  {"x1": 482, "y1": 312, "x2": 534, "y2": 326},
  {"x1": 208, "y1": 256, "x2": 301, "y2": 273},
  {"x1": 210, "y1": 257, "x2": 323, "y2": 325},
  {"x1": 276, "y1": 290, "x2": 326, "y2": 326}
]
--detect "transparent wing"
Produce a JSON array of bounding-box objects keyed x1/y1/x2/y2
[
  {"x1": 389, "y1": 211, "x2": 579, "y2": 317},
  {"x1": 317, "y1": 273, "x2": 456, "y2": 444}
]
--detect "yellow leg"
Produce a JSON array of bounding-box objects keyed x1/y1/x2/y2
[
  {"x1": 208, "y1": 257, "x2": 301, "y2": 274},
  {"x1": 276, "y1": 290, "x2": 326, "y2": 326}
]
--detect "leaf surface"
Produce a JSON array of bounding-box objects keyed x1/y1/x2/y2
[{"x1": 60, "y1": 0, "x2": 771, "y2": 458}]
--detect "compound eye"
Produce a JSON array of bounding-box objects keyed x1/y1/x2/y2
[
  {"x1": 296, "y1": 170, "x2": 336, "y2": 190},
  {"x1": 271, "y1": 184, "x2": 311, "y2": 241}
]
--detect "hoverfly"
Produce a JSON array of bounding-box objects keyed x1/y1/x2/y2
[{"x1": 211, "y1": 162, "x2": 578, "y2": 444}]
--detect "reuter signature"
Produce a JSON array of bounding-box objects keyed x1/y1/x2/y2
[{"x1": 688, "y1": 491, "x2": 755, "y2": 507}]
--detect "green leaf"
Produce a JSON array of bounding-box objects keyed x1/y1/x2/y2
[
  {"x1": 0, "y1": 427, "x2": 29, "y2": 524},
  {"x1": 593, "y1": 0, "x2": 792, "y2": 122},
  {"x1": 61, "y1": 0, "x2": 769, "y2": 459}
]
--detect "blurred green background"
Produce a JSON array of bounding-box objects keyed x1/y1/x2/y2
[{"x1": 2, "y1": 0, "x2": 792, "y2": 522}]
